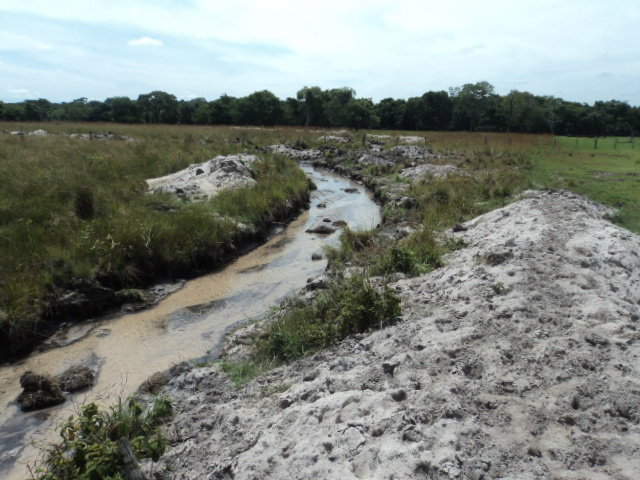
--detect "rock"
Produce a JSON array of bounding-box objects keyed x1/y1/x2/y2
[
  {"x1": 306, "y1": 224, "x2": 336, "y2": 235},
  {"x1": 146, "y1": 154, "x2": 260, "y2": 201},
  {"x1": 323, "y1": 218, "x2": 332, "y2": 223},
  {"x1": 332, "y1": 220, "x2": 348, "y2": 227},
  {"x1": 396, "y1": 135, "x2": 426, "y2": 144},
  {"x1": 343, "y1": 188, "x2": 359, "y2": 194},
  {"x1": 306, "y1": 274, "x2": 329, "y2": 291},
  {"x1": 317, "y1": 203, "x2": 327, "y2": 209},
  {"x1": 400, "y1": 163, "x2": 469, "y2": 179},
  {"x1": 57, "y1": 365, "x2": 95, "y2": 392},
  {"x1": 16, "y1": 371, "x2": 65, "y2": 411},
  {"x1": 311, "y1": 253, "x2": 323, "y2": 261},
  {"x1": 319, "y1": 135, "x2": 351, "y2": 143},
  {"x1": 452, "y1": 223, "x2": 468, "y2": 232}
]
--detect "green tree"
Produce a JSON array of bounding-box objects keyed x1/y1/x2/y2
[
  {"x1": 109, "y1": 97, "x2": 140, "y2": 123},
  {"x1": 231, "y1": 90, "x2": 283, "y2": 126},
  {"x1": 376, "y1": 98, "x2": 406, "y2": 130},
  {"x1": 66, "y1": 98, "x2": 90, "y2": 122},
  {"x1": 296, "y1": 86, "x2": 327, "y2": 126},
  {"x1": 87, "y1": 100, "x2": 111, "y2": 122},
  {"x1": 450, "y1": 81, "x2": 495, "y2": 131},
  {"x1": 324, "y1": 87, "x2": 356, "y2": 127},
  {"x1": 137, "y1": 91, "x2": 179, "y2": 124},
  {"x1": 209, "y1": 94, "x2": 236, "y2": 124},
  {"x1": 421, "y1": 91, "x2": 453, "y2": 130},
  {"x1": 345, "y1": 98, "x2": 374, "y2": 130}
]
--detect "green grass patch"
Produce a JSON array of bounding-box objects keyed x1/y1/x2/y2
[
  {"x1": 0, "y1": 124, "x2": 312, "y2": 357},
  {"x1": 256, "y1": 272, "x2": 401, "y2": 364},
  {"x1": 31, "y1": 395, "x2": 172, "y2": 480}
]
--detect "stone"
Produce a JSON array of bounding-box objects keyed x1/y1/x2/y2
[{"x1": 306, "y1": 224, "x2": 336, "y2": 235}]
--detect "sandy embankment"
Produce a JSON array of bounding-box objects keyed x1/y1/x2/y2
[{"x1": 153, "y1": 189, "x2": 640, "y2": 480}]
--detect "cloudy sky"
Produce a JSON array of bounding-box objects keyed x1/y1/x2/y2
[{"x1": 1, "y1": 0, "x2": 638, "y2": 105}]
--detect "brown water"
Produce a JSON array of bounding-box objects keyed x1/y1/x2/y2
[{"x1": 0, "y1": 166, "x2": 380, "y2": 479}]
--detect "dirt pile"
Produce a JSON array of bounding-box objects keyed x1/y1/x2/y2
[
  {"x1": 146, "y1": 154, "x2": 259, "y2": 201},
  {"x1": 156, "y1": 189, "x2": 640, "y2": 479}
]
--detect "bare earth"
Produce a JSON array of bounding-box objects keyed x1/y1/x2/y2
[{"x1": 155, "y1": 189, "x2": 640, "y2": 480}]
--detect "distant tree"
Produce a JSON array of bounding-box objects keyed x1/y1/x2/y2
[
  {"x1": 324, "y1": 87, "x2": 356, "y2": 127},
  {"x1": 501, "y1": 90, "x2": 544, "y2": 133},
  {"x1": 23, "y1": 100, "x2": 43, "y2": 121},
  {"x1": 296, "y1": 86, "x2": 327, "y2": 126},
  {"x1": 137, "y1": 91, "x2": 179, "y2": 124},
  {"x1": 66, "y1": 98, "x2": 90, "y2": 122},
  {"x1": 192, "y1": 103, "x2": 211, "y2": 124},
  {"x1": 421, "y1": 91, "x2": 453, "y2": 130},
  {"x1": 345, "y1": 98, "x2": 374, "y2": 131},
  {"x1": 282, "y1": 97, "x2": 303, "y2": 125},
  {"x1": 209, "y1": 94, "x2": 236, "y2": 124},
  {"x1": 450, "y1": 81, "x2": 495, "y2": 131},
  {"x1": 2, "y1": 103, "x2": 24, "y2": 121},
  {"x1": 109, "y1": 97, "x2": 139, "y2": 123},
  {"x1": 87, "y1": 100, "x2": 111, "y2": 122},
  {"x1": 376, "y1": 98, "x2": 406, "y2": 130},
  {"x1": 230, "y1": 90, "x2": 283, "y2": 126},
  {"x1": 402, "y1": 97, "x2": 423, "y2": 130}
]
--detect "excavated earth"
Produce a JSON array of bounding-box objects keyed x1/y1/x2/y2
[{"x1": 155, "y1": 189, "x2": 640, "y2": 480}]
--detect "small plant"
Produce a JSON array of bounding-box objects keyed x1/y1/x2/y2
[
  {"x1": 31, "y1": 395, "x2": 172, "y2": 480},
  {"x1": 491, "y1": 283, "x2": 505, "y2": 295}
]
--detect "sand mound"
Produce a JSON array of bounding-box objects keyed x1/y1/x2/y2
[
  {"x1": 146, "y1": 154, "x2": 259, "y2": 201},
  {"x1": 157, "y1": 190, "x2": 640, "y2": 480}
]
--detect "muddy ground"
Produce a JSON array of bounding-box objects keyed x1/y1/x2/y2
[{"x1": 154, "y1": 188, "x2": 640, "y2": 479}]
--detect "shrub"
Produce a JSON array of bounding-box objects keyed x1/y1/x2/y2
[{"x1": 32, "y1": 395, "x2": 172, "y2": 480}]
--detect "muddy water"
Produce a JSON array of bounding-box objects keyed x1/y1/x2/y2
[{"x1": 0, "y1": 166, "x2": 381, "y2": 479}]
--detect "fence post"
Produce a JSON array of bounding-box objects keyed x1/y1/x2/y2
[
  {"x1": 614, "y1": 138, "x2": 618, "y2": 149},
  {"x1": 594, "y1": 138, "x2": 598, "y2": 149}
]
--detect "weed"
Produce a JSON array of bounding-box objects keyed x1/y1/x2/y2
[
  {"x1": 491, "y1": 283, "x2": 505, "y2": 295},
  {"x1": 30, "y1": 395, "x2": 172, "y2": 480}
]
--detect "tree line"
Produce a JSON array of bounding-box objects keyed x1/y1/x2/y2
[{"x1": 1, "y1": 82, "x2": 638, "y2": 137}]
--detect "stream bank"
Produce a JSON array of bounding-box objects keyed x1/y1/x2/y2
[{"x1": 0, "y1": 165, "x2": 381, "y2": 480}]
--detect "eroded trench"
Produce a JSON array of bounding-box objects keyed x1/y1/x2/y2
[{"x1": 0, "y1": 165, "x2": 381, "y2": 480}]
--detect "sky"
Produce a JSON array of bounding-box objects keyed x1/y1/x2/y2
[{"x1": 0, "y1": 0, "x2": 638, "y2": 105}]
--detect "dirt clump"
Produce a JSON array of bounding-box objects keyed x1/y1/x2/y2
[
  {"x1": 57, "y1": 365, "x2": 95, "y2": 392},
  {"x1": 16, "y1": 372, "x2": 65, "y2": 412}
]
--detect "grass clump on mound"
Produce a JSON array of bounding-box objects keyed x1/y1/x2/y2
[
  {"x1": 31, "y1": 395, "x2": 172, "y2": 480},
  {"x1": 259, "y1": 272, "x2": 401, "y2": 364}
]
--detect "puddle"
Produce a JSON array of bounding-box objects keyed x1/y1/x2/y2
[{"x1": 0, "y1": 165, "x2": 381, "y2": 479}]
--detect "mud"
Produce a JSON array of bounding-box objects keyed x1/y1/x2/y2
[{"x1": 156, "y1": 189, "x2": 640, "y2": 480}]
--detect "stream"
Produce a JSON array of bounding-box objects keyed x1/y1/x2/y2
[{"x1": 0, "y1": 165, "x2": 381, "y2": 480}]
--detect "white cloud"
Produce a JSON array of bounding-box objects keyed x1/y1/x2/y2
[{"x1": 128, "y1": 36, "x2": 164, "y2": 47}]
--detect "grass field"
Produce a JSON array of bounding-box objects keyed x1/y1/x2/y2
[{"x1": 1, "y1": 123, "x2": 638, "y2": 360}]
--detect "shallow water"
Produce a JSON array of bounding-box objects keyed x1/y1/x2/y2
[{"x1": 0, "y1": 165, "x2": 381, "y2": 479}]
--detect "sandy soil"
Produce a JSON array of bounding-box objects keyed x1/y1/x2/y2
[{"x1": 155, "y1": 189, "x2": 640, "y2": 479}]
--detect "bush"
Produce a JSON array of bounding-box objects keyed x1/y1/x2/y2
[{"x1": 32, "y1": 395, "x2": 172, "y2": 480}]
